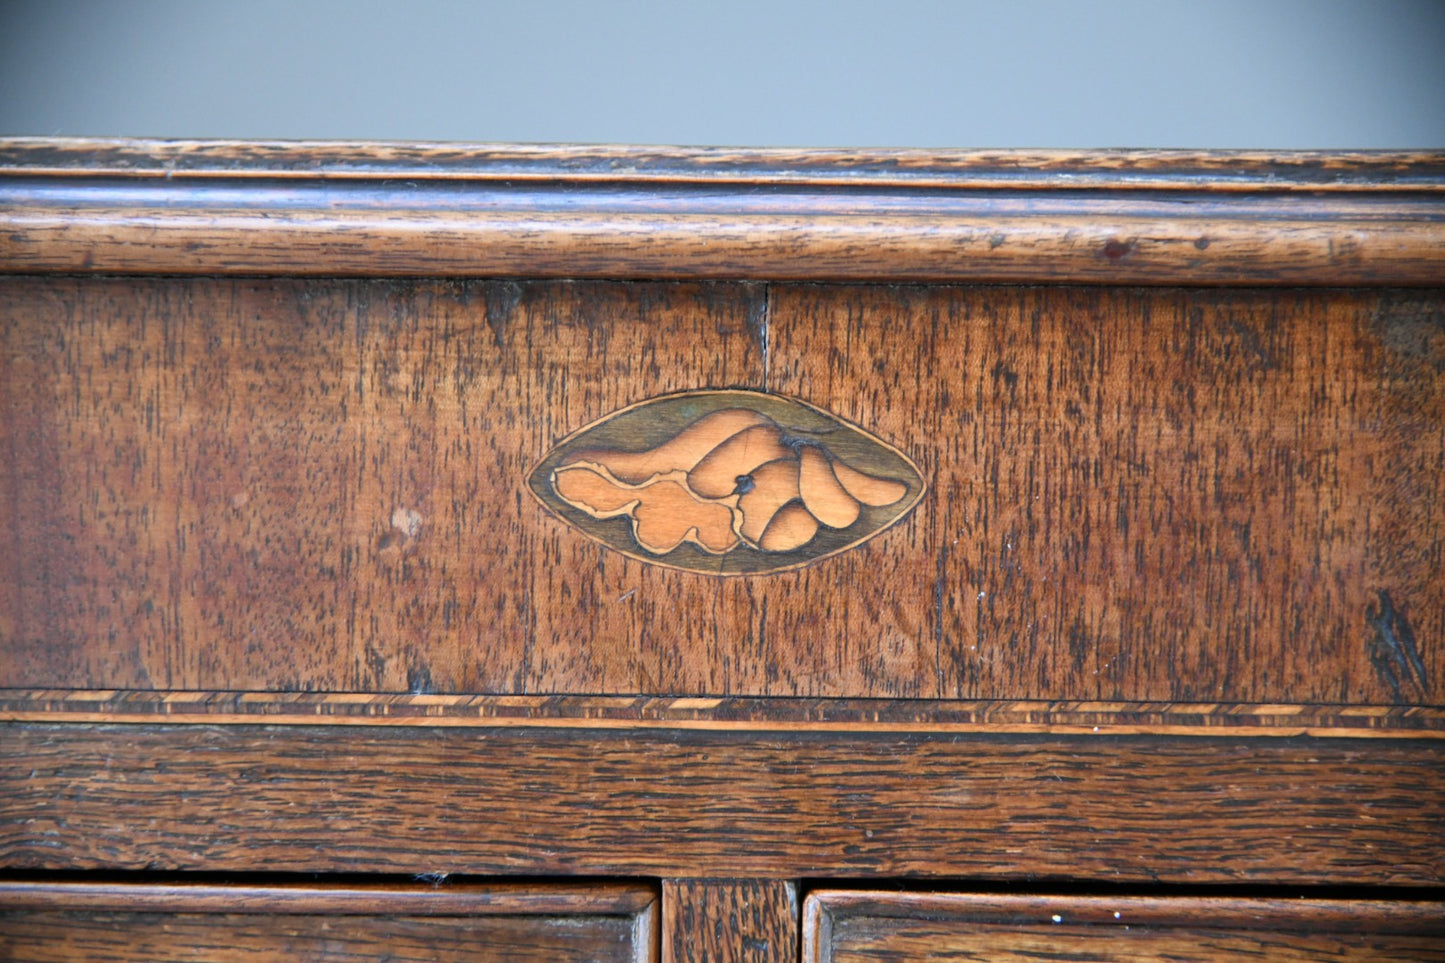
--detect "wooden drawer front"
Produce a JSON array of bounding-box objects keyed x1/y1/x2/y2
[
  {"x1": 803, "y1": 893, "x2": 1445, "y2": 962},
  {"x1": 0, "y1": 882, "x2": 657, "y2": 963}
]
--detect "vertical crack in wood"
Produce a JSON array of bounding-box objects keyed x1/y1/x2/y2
[
  {"x1": 744, "y1": 282, "x2": 772, "y2": 392},
  {"x1": 934, "y1": 545, "x2": 947, "y2": 699}
]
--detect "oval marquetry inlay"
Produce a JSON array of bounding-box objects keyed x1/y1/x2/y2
[{"x1": 528, "y1": 390, "x2": 925, "y2": 575}]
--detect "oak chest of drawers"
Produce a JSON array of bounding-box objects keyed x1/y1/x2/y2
[{"x1": 2, "y1": 140, "x2": 1443, "y2": 960}]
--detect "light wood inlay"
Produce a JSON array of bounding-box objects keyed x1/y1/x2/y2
[{"x1": 532, "y1": 390, "x2": 924, "y2": 574}]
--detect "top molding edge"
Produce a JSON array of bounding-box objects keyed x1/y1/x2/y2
[
  {"x1": 4, "y1": 137, "x2": 1445, "y2": 192},
  {"x1": 4, "y1": 140, "x2": 1444, "y2": 284}
]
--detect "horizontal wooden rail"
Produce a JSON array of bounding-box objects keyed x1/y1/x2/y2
[{"x1": 3, "y1": 724, "x2": 1442, "y2": 884}]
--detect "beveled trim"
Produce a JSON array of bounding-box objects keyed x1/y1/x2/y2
[
  {"x1": 802, "y1": 892, "x2": 1445, "y2": 962},
  {"x1": 0, "y1": 880, "x2": 657, "y2": 916}
]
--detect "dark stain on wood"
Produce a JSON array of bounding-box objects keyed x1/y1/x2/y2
[
  {"x1": 1102, "y1": 237, "x2": 1137, "y2": 261},
  {"x1": 1367, "y1": 591, "x2": 1429, "y2": 702},
  {"x1": 482, "y1": 279, "x2": 524, "y2": 352}
]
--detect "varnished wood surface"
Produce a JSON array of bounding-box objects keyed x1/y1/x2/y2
[
  {"x1": 0, "y1": 278, "x2": 760, "y2": 696},
  {"x1": 4, "y1": 139, "x2": 1443, "y2": 190},
  {"x1": 662, "y1": 880, "x2": 797, "y2": 963},
  {"x1": 771, "y1": 283, "x2": 1444, "y2": 706},
  {"x1": 3, "y1": 725, "x2": 1441, "y2": 884},
  {"x1": 4, "y1": 145, "x2": 1441, "y2": 954},
  {"x1": 3, "y1": 278, "x2": 1439, "y2": 709},
  {"x1": 2, "y1": 141, "x2": 1443, "y2": 283},
  {"x1": 3, "y1": 691, "x2": 1443, "y2": 737},
  {"x1": 803, "y1": 893, "x2": 1445, "y2": 962},
  {"x1": 4, "y1": 198, "x2": 1440, "y2": 286},
  {"x1": 0, "y1": 880, "x2": 657, "y2": 963}
]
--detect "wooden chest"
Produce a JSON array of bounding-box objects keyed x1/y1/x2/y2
[{"x1": 2, "y1": 140, "x2": 1443, "y2": 960}]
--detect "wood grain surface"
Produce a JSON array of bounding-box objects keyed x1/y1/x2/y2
[
  {"x1": 662, "y1": 880, "x2": 797, "y2": 963},
  {"x1": 770, "y1": 283, "x2": 1445, "y2": 705},
  {"x1": 2, "y1": 141, "x2": 1443, "y2": 284},
  {"x1": 0, "y1": 880, "x2": 656, "y2": 963},
  {"x1": 2, "y1": 277, "x2": 1439, "y2": 709},
  {"x1": 3, "y1": 725, "x2": 1441, "y2": 884},
  {"x1": 4, "y1": 145, "x2": 1441, "y2": 956},
  {"x1": 803, "y1": 893, "x2": 1445, "y2": 962},
  {"x1": 0, "y1": 277, "x2": 762, "y2": 695}
]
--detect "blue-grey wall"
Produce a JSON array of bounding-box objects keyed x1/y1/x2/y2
[{"x1": 2, "y1": 0, "x2": 1442, "y2": 147}]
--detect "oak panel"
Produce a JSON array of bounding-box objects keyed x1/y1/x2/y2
[
  {"x1": 3, "y1": 725, "x2": 1440, "y2": 884},
  {"x1": 803, "y1": 893, "x2": 1445, "y2": 962},
  {"x1": 2, "y1": 280, "x2": 1439, "y2": 706},
  {"x1": 769, "y1": 284, "x2": 1443, "y2": 703},
  {"x1": 0, "y1": 276, "x2": 765, "y2": 695}
]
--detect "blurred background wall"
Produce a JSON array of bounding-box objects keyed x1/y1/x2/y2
[{"x1": 1, "y1": 0, "x2": 1442, "y2": 147}]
